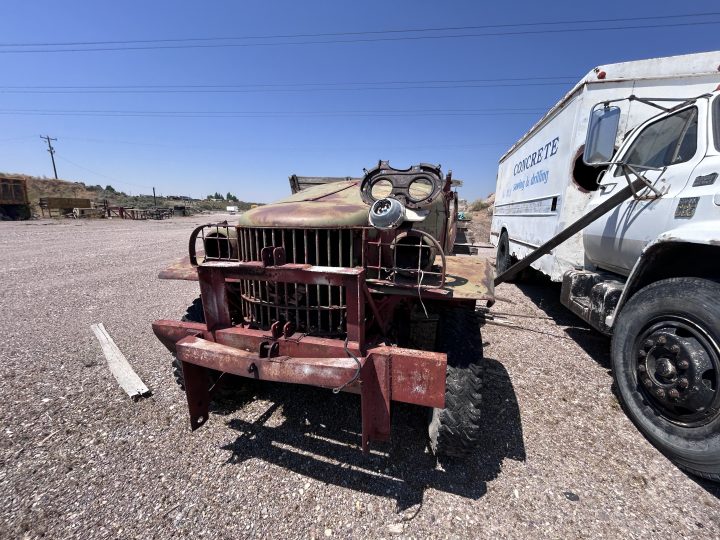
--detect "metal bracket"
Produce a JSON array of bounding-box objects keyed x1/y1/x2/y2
[
  {"x1": 259, "y1": 341, "x2": 280, "y2": 358},
  {"x1": 260, "y1": 246, "x2": 286, "y2": 267},
  {"x1": 622, "y1": 164, "x2": 665, "y2": 200}
]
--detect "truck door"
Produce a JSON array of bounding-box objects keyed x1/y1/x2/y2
[{"x1": 584, "y1": 101, "x2": 708, "y2": 275}]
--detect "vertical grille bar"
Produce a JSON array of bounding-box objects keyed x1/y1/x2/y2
[
  {"x1": 233, "y1": 227, "x2": 361, "y2": 335},
  {"x1": 326, "y1": 230, "x2": 332, "y2": 333},
  {"x1": 315, "y1": 230, "x2": 321, "y2": 332}
]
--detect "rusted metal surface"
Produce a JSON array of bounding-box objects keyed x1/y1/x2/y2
[
  {"x1": 360, "y1": 353, "x2": 391, "y2": 452},
  {"x1": 159, "y1": 326, "x2": 446, "y2": 447},
  {"x1": 177, "y1": 335, "x2": 364, "y2": 388},
  {"x1": 442, "y1": 255, "x2": 495, "y2": 301},
  {"x1": 236, "y1": 181, "x2": 370, "y2": 228},
  {"x1": 157, "y1": 256, "x2": 200, "y2": 281},
  {"x1": 154, "y1": 161, "x2": 498, "y2": 450},
  {"x1": 0, "y1": 175, "x2": 29, "y2": 206},
  {"x1": 154, "y1": 319, "x2": 447, "y2": 409}
]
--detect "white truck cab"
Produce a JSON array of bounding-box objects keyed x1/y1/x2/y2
[{"x1": 491, "y1": 53, "x2": 720, "y2": 480}]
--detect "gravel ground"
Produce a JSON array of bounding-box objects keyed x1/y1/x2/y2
[{"x1": 1, "y1": 214, "x2": 718, "y2": 539}]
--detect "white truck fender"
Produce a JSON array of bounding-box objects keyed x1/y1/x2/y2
[{"x1": 605, "y1": 220, "x2": 720, "y2": 329}]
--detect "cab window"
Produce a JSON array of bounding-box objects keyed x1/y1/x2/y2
[{"x1": 615, "y1": 107, "x2": 698, "y2": 176}]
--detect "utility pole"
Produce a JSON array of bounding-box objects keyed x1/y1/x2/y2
[
  {"x1": 40, "y1": 135, "x2": 58, "y2": 179},
  {"x1": 153, "y1": 187, "x2": 157, "y2": 207}
]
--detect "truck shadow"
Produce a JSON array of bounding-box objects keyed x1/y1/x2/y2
[
  {"x1": 511, "y1": 272, "x2": 612, "y2": 369},
  {"x1": 216, "y1": 357, "x2": 524, "y2": 511}
]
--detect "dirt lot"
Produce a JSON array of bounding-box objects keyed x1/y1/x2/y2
[{"x1": 1, "y1": 214, "x2": 718, "y2": 539}]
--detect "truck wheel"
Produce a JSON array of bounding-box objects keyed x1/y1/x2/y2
[
  {"x1": 496, "y1": 230, "x2": 512, "y2": 275},
  {"x1": 428, "y1": 306, "x2": 484, "y2": 457},
  {"x1": 612, "y1": 278, "x2": 720, "y2": 480},
  {"x1": 172, "y1": 297, "x2": 222, "y2": 390}
]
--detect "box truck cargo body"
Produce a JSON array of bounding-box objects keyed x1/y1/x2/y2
[
  {"x1": 491, "y1": 51, "x2": 720, "y2": 481},
  {"x1": 491, "y1": 51, "x2": 720, "y2": 281}
]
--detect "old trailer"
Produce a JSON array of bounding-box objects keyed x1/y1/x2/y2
[{"x1": 0, "y1": 174, "x2": 31, "y2": 220}]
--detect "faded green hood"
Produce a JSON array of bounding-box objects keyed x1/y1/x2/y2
[{"x1": 236, "y1": 180, "x2": 370, "y2": 228}]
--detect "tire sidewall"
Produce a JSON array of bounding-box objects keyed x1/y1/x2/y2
[
  {"x1": 612, "y1": 278, "x2": 720, "y2": 474},
  {"x1": 496, "y1": 230, "x2": 511, "y2": 275}
]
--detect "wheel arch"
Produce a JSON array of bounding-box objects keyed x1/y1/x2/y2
[{"x1": 609, "y1": 235, "x2": 720, "y2": 330}]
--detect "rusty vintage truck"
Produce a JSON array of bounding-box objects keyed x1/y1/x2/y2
[{"x1": 152, "y1": 161, "x2": 494, "y2": 456}]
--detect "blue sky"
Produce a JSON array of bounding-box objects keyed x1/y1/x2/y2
[{"x1": 1, "y1": 1, "x2": 719, "y2": 202}]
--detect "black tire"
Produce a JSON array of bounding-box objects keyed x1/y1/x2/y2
[
  {"x1": 496, "y1": 230, "x2": 513, "y2": 276},
  {"x1": 172, "y1": 297, "x2": 222, "y2": 390},
  {"x1": 428, "y1": 306, "x2": 484, "y2": 457},
  {"x1": 612, "y1": 278, "x2": 720, "y2": 481}
]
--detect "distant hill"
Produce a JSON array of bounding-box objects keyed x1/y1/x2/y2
[
  {"x1": 3, "y1": 173, "x2": 262, "y2": 215},
  {"x1": 469, "y1": 193, "x2": 495, "y2": 212},
  {"x1": 26, "y1": 177, "x2": 98, "y2": 205}
]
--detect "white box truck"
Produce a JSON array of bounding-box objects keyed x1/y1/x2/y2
[{"x1": 490, "y1": 51, "x2": 720, "y2": 479}]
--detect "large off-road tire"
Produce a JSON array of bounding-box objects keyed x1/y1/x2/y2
[
  {"x1": 172, "y1": 297, "x2": 222, "y2": 390},
  {"x1": 612, "y1": 278, "x2": 720, "y2": 481},
  {"x1": 428, "y1": 306, "x2": 485, "y2": 457}
]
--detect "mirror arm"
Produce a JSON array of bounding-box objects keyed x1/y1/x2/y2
[{"x1": 620, "y1": 164, "x2": 665, "y2": 199}]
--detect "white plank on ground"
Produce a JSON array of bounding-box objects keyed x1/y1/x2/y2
[{"x1": 91, "y1": 323, "x2": 151, "y2": 399}]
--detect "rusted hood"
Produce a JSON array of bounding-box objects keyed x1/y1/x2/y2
[{"x1": 237, "y1": 180, "x2": 370, "y2": 228}]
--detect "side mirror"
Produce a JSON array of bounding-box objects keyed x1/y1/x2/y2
[{"x1": 584, "y1": 105, "x2": 621, "y2": 165}]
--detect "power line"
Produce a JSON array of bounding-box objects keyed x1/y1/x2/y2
[
  {"x1": 51, "y1": 135, "x2": 516, "y2": 152},
  {"x1": 0, "y1": 75, "x2": 577, "y2": 90},
  {"x1": 0, "y1": 108, "x2": 546, "y2": 118},
  {"x1": 55, "y1": 154, "x2": 151, "y2": 190},
  {"x1": 0, "y1": 11, "x2": 717, "y2": 49},
  {"x1": 2, "y1": 19, "x2": 720, "y2": 53},
  {"x1": 0, "y1": 81, "x2": 577, "y2": 94}
]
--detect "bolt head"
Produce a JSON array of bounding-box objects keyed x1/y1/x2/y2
[
  {"x1": 638, "y1": 364, "x2": 647, "y2": 373},
  {"x1": 657, "y1": 335, "x2": 667, "y2": 345},
  {"x1": 643, "y1": 378, "x2": 653, "y2": 388},
  {"x1": 668, "y1": 388, "x2": 680, "y2": 399},
  {"x1": 678, "y1": 378, "x2": 689, "y2": 389},
  {"x1": 678, "y1": 360, "x2": 689, "y2": 370},
  {"x1": 655, "y1": 388, "x2": 666, "y2": 398},
  {"x1": 638, "y1": 350, "x2": 647, "y2": 358},
  {"x1": 670, "y1": 345, "x2": 680, "y2": 354},
  {"x1": 645, "y1": 339, "x2": 655, "y2": 348}
]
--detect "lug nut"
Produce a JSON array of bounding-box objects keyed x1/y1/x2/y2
[
  {"x1": 678, "y1": 360, "x2": 689, "y2": 370},
  {"x1": 645, "y1": 339, "x2": 654, "y2": 348},
  {"x1": 657, "y1": 335, "x2": 667, "y2": 345},
  {"x1": 670, "y1": 345, "x2": 680, "y2": 354},
  {"x1": 655, "y1": 388, "x2": 666, "y2": 398},
  {"x1": 643, "y1": 378, "x2": 652, "y2": 388},
  {"x1": 638, "y1": 364, "x2": 647, "y2": 373},
  {"x1": 638, "y1": 350, "x2": 647, "y2": 358},
  {"x1": 678, "y1": 378, "x2": 689, "y2": 389},
  {"x1": 668, "y1": 388, "x2": 680, "y2": 399}
]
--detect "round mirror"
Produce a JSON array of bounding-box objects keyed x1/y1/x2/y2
[
  {"x1": 370, "y1": 178, "x2": 393, "y2": 199},
  {"x1": 408, "y1": 177, "x2": 434, "y2": 201}
]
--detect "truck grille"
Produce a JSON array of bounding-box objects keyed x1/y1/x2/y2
[{"x1": 235, "y1": 227, "x2": 364, "y2": 336}]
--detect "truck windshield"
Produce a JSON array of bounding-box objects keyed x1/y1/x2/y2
[{"x1": 615, "y1": 107, "x2": 698, "y2": 176}]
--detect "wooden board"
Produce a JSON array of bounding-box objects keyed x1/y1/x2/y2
[{"x1": 91, "y1": 323, "x2": 151, "y2": 399}]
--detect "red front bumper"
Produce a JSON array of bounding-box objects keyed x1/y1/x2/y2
[{"x1": 153, "y1": 260, "x2": 447, "y2": 452}]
